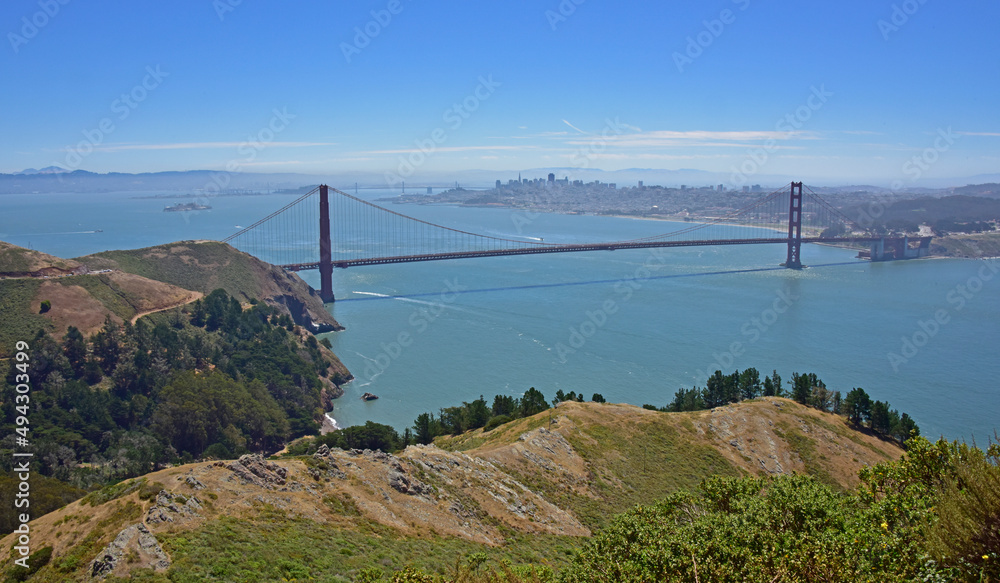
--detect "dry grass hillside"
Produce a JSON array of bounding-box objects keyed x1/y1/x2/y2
[
  {"x1": 0, "y1": 399, "x2": 904, "y2": 581},
  {"x1": 76, "y1": 241, "x2": 342, "y2": 333},
  {"x1": 0, "y1": 241, "x2": 85, "y2": 277},
  {"x1": 440, "y1": 398, "x2": 902, "y2": 527},
  {"x1": 0, "y1": 239, "x2": 344, "y2": 356}
]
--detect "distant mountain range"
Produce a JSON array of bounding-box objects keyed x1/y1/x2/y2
[
  {"x1": 13, "y1": 166, "x2": 71, "y2": 175},
  {"x1": 2, "y1": 167, "x2": 999, "y2": 194}
]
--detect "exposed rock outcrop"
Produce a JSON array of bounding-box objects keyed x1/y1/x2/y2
[
  {"x1": 220, "y1": 454, "x2": 288, "y2": 488},
  {"x1": 146, "y1": 491, "x2": 203, "y2": 525},
  {"x1": 89, "y1": 523, "x2": 169, "y2": 579}
]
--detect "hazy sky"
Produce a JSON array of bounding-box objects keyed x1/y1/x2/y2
[{"x1": 2, "y1": 0, "x2": 998, "y2": 184}]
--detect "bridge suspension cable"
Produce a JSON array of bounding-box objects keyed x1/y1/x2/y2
[{"x1": 221, "y1": 181, "x2": 927, "y2": 295}]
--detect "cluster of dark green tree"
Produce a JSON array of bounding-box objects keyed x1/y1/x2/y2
[
  {"x1": 327, "y1": 437, "x2": 1000, "y2": 583},
  {"x1": 0, "y1": 289, "x2": 344, "y2": 495},
  {"x1": 285, "y1": 420, "x2": 409, "y2": 456},
  {"x1": 408, "y1": 387, "x2": 607, "y2": 445},
  {"x1": 648, "y1": 368, "x2": 919, "y2": 445},
  {"x1": 286, "y1": 388, "x2": 609, "y2": 457},
  {"x1": 411, "y1": 388, "x2": 553, "y2": 444}
]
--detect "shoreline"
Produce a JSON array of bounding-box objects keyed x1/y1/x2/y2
[
  {"x1": 320, "y1": 412, "x2": 341, "y2": 435},
  {"x1": 391, "y1": 200, "x2": 999, "y2": 260}
]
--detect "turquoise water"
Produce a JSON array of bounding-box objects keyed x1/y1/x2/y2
[{"x1": 2, "y1": 190, "x2": 998, "y2": 442}]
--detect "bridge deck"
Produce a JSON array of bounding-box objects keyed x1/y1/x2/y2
[{"x1": 280, "y1": 236, "x2": 928, "y2": 271}]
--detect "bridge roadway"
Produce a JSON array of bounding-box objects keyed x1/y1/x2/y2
[{"x1": 280, "y1": 236, "x2": 922, "y2": 271}]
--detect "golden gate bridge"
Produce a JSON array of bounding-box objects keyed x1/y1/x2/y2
[{"x1": 222, "y1": 182, "x2": 931, "y2": 302}]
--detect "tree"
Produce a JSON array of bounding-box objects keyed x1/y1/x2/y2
[
  {"x1": 809, "y1": 385, "x2": 834, "y2": 412},
  {"x1": 791, "y1": 372, "x2": 823, "y2": 405},
  {"x1": 668, "y1": 387, "x2": 705, "y2": 412},
  {"x1": 890, "y1": 411, "x2": 919, "y2": 444},
  {"x1": 91, "y1": 316, "x2": 121, "y2": 375},
  {"x1": 769, "y1": 370, "x2": 783, "y2": 397},
  {"x1": 843, "y1": 388, "x2": 872, "y2": 426},
  {"x1": 62, "y1": 326, "x2": 87, "y2": 378},
  {"x1": 492, "y1": 395, "x2": 517, "y2": 417},
  {"x1": 592, "y1": 393, "x2": 606, "y2": 403},
  {"x1": 466, "y1": 396, "x2": 491, "y2": 430},
  {"x1": 189, "y1": 299, "x2": 206, "y2": 327},
  {"x1": 703, "y1": 371, "x2": 733, "y2": 408},
  {"x1": 438, "y1": 406, "x2": 468, "y2": 435},
  {"x1": 739, "y1": 368, "x2": 761, "y2": 401},
  {"x1": 870, "y1": 400, "x2": 891, "y2": 434},
  {"x1": 520, "y1": 387, "x2": 548, "y2": 417},
  {"x1": 413, "y1": 413, "x2": 434, "y2": 445}
]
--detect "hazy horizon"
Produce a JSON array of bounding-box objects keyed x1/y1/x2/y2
[{"x1": 3, "y1": 1, "x2": 998, "y2": 189}]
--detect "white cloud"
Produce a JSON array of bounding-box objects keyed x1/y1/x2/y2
[{"x1": 84, "y1": 141, "x2": 336, "y2": 152}]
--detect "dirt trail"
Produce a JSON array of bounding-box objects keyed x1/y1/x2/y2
[{"x1": 130, "y1": 290, "x2": 203, "y2": 324}]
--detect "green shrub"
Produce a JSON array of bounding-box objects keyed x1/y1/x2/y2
[
  {"x1": 4, "y1": 545, "x2": 52, "y2": 581},
  {"x1": 484, "y1": 415, "x2": 513, "y2": 432}
]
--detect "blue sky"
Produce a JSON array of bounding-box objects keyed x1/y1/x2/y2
[{"x1": 2, "y1": 0, "x2": 998, "y2": 185}]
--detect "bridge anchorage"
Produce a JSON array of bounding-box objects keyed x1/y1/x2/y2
[{"x1": 222, "y1": 182, "x2": 932, "y2": 303}]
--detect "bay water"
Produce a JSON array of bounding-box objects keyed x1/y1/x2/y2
[{"x1": 2, "y1": 189, "x2": 997, "y2": 442}]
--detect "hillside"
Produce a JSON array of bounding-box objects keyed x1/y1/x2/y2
[
  {"x1": 931, "y1": 232, "x2": 1000, "y2": 258},
  {"x1": 0, "y1": 240, "x2": 343, "y2": 357},
  {"x1": 0, "y1": 243, "x2": 200, "y2": 356},
  {"x1": 951, "y1": 182, "x2": 1000, "y2": 198},
  {"x1": 0, "y1": 241, "x2": 86, "y2": 277},
  {"x1": 75, "y1": 241, "x2": 342, "y2": 334},
  {"x1": 0, "y1": 399, "x2": 904, "y2": 581}
]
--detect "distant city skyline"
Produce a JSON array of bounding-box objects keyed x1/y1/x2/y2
[{"x1": 2, "y1": 1, "x2": 998, "y2": 187}]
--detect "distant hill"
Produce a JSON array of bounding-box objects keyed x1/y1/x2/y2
[
  {"x1": 76, "y1": 241, "x2": 342, "y2": 334},
  {"x1": 0, "y1": 240, "x2": 342, "y2": 357},
  {"x1": 951, "y1": 182, "x2": 1000, "y2": 198},
  {"x1": 0, "y1": 241, "x2": 85, "y2": 276},
  {"x1": 0, "y1": 398, "x2": 903, "y2": 581}
]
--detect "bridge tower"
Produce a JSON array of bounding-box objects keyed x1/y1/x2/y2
[
  {"x1": 785, "y1": 182, "x2": 803, "y2": 269},
  {"x1": 319, "y1": 184, "x2": 334, "y2": 302}
]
